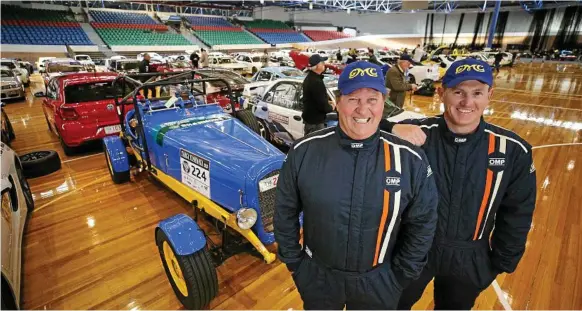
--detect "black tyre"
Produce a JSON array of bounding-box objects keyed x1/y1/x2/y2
[
  {"x1": 44, "y1": 114, "x2": 52, "y2": 132},
  {"x1": 59, "y1": 135, "x2": 76, "y2": 156},
  {"x1": 15, "y1": 156, "x2": 34, "y2": 213},
  {"x1": 409, "y1": 74, "x2": 416, "y2": 84},
  {"x1": 156, "y1": 229, "x2": 218, "y2": 310},
  {"x1": 256, "y1": 118, "x2": 271, "y2": 140},
  {"x1": 235, "y1": 110, "x2": 261, "y2": 134},
  {"x1": 1, "y1": 108, "x2": 15, "y2": 142},
  {"x1": 103, "y1": 142, "x2": 130, "y2": 184},
  {"x1": 20, "y1": 150, "x2": 61, "y2": 178}
]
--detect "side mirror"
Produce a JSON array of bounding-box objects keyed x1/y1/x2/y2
[
  {"x1": 440, "y1": 63, "x2": 447, "y2": 68},
  {"x1": 261, "y1": 106, "x2": 268, "y2": 111},
  {"x1": 0, "y1": 101, "x2": 5, "y2": 107},
  {"x1": 34, "y1": 91, "x2": 46, "y2": 97}
]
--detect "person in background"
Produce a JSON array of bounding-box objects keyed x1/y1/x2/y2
[
  {"x1": 368, "y1": 48, "x2": 382, "y2": 66},
  {"x1": 301, "y1": 54, "x2": 334, "y2": 135},
  {"x1": 385, "y1": 54, "x2": 418, "y2": 108},
  {"x1": 190, "y1": 50, "x2": 200, "y2": 69},
  {"x1": 494, "y1": 50, "x2": 504, "y2": 74},
  {"x1": 380, "y1": 58, "x2": 537, "y2": 310},
  {"x1": 275, "y1": 60, "x2": 438, "y2": 310},
  {"x1": 336, "y1": 48, "x2": 343, "y2": 62},
  {"x1": 200, "y1": 48, "x2": 209, "y2": 68},
  {"x1": 139, "y1": 53, "x2": 154, "y2": 98},
  {"x1": 413, "y1": 44, "x2": 425, "y2": 63},
  {"x1": 262, "y1": 49, "x2": 269, "y2": 67}
]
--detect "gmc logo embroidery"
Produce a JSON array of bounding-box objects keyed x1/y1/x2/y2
[
  {"x1": 351, "y1": 143, "x2": 363, "y2": 149},
  {"x1": 454, "y1": 137, "x2": 467, "y2": 143}
]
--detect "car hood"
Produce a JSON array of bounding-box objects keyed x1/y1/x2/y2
[
  {"x1": 1, "y1": 78, "x2": 19, "y2": 86},
  {"x1": 148, "y1": 112, "x2": 283, "y2": 178}
]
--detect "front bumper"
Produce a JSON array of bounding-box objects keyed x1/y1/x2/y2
[{"x1": 1, "y1": 86, "x2": 25, "y2": 99}]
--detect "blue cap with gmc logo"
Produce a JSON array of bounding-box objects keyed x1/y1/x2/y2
[
  {"x1": 338, "y1": 61, "x2": 386, "y2": 95},
  {"x1": 443, "y1": 58, "x2": 493, "y2": 88}
]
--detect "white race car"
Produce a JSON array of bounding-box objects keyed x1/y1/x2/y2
[
  {"x1": 0, "y1": 59, "x2": 30, "y2": 87},
  {"x1": 1, "y1": 142, "x2": 34, "y2": 310},
  {"x1": 250, "y1": 78, "x2": 425, "y2": 141},
  {"x1": 208, "y1": 55, "x2": 251, "y2": 76},
  {"x1": 234, "y1": 53, "x2": 276, "y2": 75}
]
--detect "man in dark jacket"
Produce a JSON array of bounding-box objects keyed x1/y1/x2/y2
[
  {"x1": 139, "y1": 53, "x2": 154, "y2": 98},
  {"x1": 190, "y1": 50, "x2": 200, "y2": 69},
  {"x1": 385, "y1": 54, "x2": 418, "y2": 108},
  {"x1": 494, "y1": 51, "x2": 504, "y2": 73},
  {"x1": 274, "y1": 61, "x2": 439, "y2": 310},
  {"x1": 380, "y1": 58, "x2": 537, "y2": 310},
  {"x1": 301, "y1": 54, "x2": 334, "y2": 135}
]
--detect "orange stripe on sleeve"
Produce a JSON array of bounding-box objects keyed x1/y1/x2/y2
[
  {"x1": 373, "y1": 142, "x2": 391, "y2": 266},
  {"x1": 473, "y1": 134, "x2": 496, "y2": 240}
]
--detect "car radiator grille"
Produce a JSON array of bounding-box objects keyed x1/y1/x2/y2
[{"x1": 258, "y1": 170, "x2": 279, "y2": 233}]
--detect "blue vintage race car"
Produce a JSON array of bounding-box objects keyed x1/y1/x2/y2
[{"x1": 102, "y1": 71, "x2": 285, "y2": 309}]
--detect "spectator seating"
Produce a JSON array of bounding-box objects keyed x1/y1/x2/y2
[
  {"x1": 89, "y1": 10, "x2": 190, "y2": 46},
  {"x1": 303, "y1": 30, "x2": 353, "y2": 41},
  {"x1": 0, "y1": 5, "x2": 93, "y2": 45},
  {"x1": 184, "y1": 15, "x2": 262, "y2": 46},
  {"x1": 243, "y1": 19, "x2": 310, "y2": 44}
]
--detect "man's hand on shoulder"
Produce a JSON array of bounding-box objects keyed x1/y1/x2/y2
[{"x1": 393, "y1": 124, "x2": 426, "y2": 146}]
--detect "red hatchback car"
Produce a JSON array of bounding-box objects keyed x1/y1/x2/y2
[{"x1": 38, "y1": 72, "x2": 126, "y2": 155}]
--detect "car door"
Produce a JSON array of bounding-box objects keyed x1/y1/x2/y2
[{"x1": 267, "y1": 81, "x2": 303, "y2": 139}]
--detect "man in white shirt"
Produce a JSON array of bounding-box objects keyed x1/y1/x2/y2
[{"x1": 413, "y1": 44, "x2": 425, "y2": 63}]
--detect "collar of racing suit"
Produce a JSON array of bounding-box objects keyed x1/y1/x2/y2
[
  {"x1": 438, "y1": 115, "x2": 486, "y2": 145},
  {"x1": 335, "y1": 125, "x2": 380, "y2": 150}
]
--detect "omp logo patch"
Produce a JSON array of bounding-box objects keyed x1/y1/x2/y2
[
  {"x1": 384, "y1": 170, "x2": 402, "y2": 192},
  {"x1": 386, "y1": 177, "x2": 400, "y2": 186},
  {"x1": 488, "y1": 151, "x2": 506, "y2": 172},
  {"x1": 427, "y1": 165, "x2": 433, "y2": 178},
  {"x1": 455, "y1": 64, "x2": 485, "y2": 74},
  {"x1": 349, "y1": 67, "x2": 378, "y2": 79},
  {"x1": 454, "y1": 137, "x2": 467, "y2": 143},
  {"x1": 489, "y1": 158, "x2": 505, "y2": 166},
  {"x1": 351, "y1": 143, "x2": 363, "y2": 149},
  {"x1": 530, "y1": 163, "x2": 536, "y2": 173}
]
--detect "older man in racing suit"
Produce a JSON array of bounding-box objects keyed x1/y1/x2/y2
[{"x1": 274, "y1": 61, "x2": 439, "y2": 309}]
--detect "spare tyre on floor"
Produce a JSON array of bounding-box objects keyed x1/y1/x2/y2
[
  {"x1": 20, "y1": 150, "x2": 61, "y2": 178},
  {"x1": 234, "y1": 109, "x2": 261, "y2": 134}
]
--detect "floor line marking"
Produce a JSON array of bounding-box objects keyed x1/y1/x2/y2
[
  {"x1": 61, "y1": 153, "x2": 102, "y2": 163},
  {"x1": 494, "y1": 87, "x2": 582, "y2": 96},
  {"x1": 532, "y1": 143, "x2": 582, "y2": 150},
  {"x1": 492, "y1": 280, "x2": 512, "y2": 311},
  {"x1": 32, "y1": 175, "x2": 110, "y2": 214}
]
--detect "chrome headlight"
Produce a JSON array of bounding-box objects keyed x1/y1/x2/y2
[{"x1": 236, "y1": 208, "x2": 257, "y2": 230}]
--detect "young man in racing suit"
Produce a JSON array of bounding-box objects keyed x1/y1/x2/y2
[
  {"x1": 274, "y1": 61, "x2": 439, "y2": 309},
  {"x1": 380, "y1": 58, "x2": 537, "y2": 309}
]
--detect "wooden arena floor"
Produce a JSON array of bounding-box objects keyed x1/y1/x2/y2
[{"x1": 4, "y1": 61, "x2": 582, "y2": 310}]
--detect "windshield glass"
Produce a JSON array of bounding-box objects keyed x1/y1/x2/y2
[
  {"x1": 1, "y1": 70, "x2": 14, "y2": 78},
  {"x1": 252, "y1": 56, "x2": 262, "y2": 62},
  {"x1": 76, "y1": 56, "x2": 90, "y2": 61},
  {"x1": 64, "y1": 81, "x2": 122, "y2": 103},
  {"x1": 281, "y1": 69, "x2": 303, "y2": 77},
  {"x1": 47, "y1": 64, "x2": 84, "y2": 73},
  {"x1": 116, "y1": 61, "x2": 140, "y2": 71},
  {"x1": 0, "y1": 62, "x2": 16, "y2": 69},
  {"x1": 198, "y1": 70, "x2": 249, "y2": 87}
]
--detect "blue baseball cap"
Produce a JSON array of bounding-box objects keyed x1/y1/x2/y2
[
  {"x1": 338, "y1": 61, "x2": 387, "y2": 95},
  {"x1": 443, "y1": 58, "x2": 493, "y2": 88}
]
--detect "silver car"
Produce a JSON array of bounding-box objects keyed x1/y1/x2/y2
[
  {"x1": 0, "y1": 67, "x2": 25, "y2": 101},
  {"x1": 0, "y1": 59, "x2": 29, "y2": 87},
  {"x1": 1, "y1": 142, "x2": 34, "y2": 310}
]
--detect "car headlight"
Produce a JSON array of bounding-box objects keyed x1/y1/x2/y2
[{"x1": 236, "y1": 208, "x2": 257, "y2": 230}]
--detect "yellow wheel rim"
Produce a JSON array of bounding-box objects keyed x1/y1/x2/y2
[
  {"x1": 105, "y1": 150, "x2": 114, "y2": 176},
  {"x1": 163, "y1": 241, "x2": 189, "y2": 297}
]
